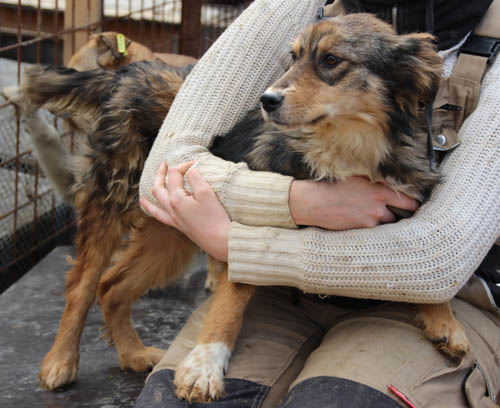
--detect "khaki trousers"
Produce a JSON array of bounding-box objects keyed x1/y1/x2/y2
[{"x1": 147, "y1": 287, "x2": 500, "y2": 407}]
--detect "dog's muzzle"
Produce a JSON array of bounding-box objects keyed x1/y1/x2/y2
[{"x1": 260, "y1": 91, "x2": 284, "y2": 113}]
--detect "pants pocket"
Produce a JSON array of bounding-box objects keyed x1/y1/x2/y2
[{"x1": 462, "y1": 361, "x2": 498, "y2": 408}]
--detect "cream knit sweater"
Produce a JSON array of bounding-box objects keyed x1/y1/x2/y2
[{"x1": 139, "y1": 0, "x2": 500, "y2": 304}]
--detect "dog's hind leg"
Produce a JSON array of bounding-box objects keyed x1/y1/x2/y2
[
  {"x1": 98, "y1": 217, "x2": 198, "y2": 372},
  {"x1": 416, "y1": 302, "x2": 470, "y2": 360},
  {"x1": 2, "y1": 86, "x2": 75, "y2": 202},
  {"x1": 174, "y1": 267, "x2": 255, "y2": 403},
  {"x1": 39, "y1": 194, "x2": 126, "y2": 390},
  {"x1": 22, "y1": 113, "x2": 75, "y2": 202}
]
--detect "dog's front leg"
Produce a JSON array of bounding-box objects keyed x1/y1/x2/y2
[{"x1": 174, "y1": 264, "x2": 255, "y2": 403}]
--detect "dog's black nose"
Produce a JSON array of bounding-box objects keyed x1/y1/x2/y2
[{"x1": 260, "y1": 92, "x2": 284, "y2": 113}]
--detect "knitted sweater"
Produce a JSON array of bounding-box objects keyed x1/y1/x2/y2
[{"x1": 139, "y1": 0, "x2": 500, "y2": 304}]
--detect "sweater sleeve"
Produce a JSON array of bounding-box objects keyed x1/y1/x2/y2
[
  {"x1": 228, "y1": 56, "x2": 500, "y2": 304},
  {"x1": 139, "y1": 0, "x2": 325, "y2": 228}
]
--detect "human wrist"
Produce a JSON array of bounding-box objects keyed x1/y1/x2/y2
[
  {"x1": 289, "y1": 180, "x2": 313, "y2": 226},
  {"x1": 212, "y1": 221, "x2": 230, "y2": 262},
  {"x1": 228, "y1": 222, "x2": 303, "y2": 287}
]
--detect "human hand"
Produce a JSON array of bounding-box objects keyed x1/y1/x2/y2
[
  {"x1": 139, "y1": 162, "x2": 230, "y2": 262},
  {"x1": 289, "y1": 177, "x2": 419, "y2": 230}
]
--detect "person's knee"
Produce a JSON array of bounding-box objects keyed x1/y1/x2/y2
[
  {"x1": 278, "y1": 377, "x2": 401, "y2": 408},
  {"x1": 135, "y1": 369, "x2": 269, "y2": 408}
]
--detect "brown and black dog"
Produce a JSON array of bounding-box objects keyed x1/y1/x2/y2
[
  {"x1": 2, "y1": 32, "x2": 197, "y2": 202},
  {"x1": 6, "y1": 14, "x2": 469, "y2": 401}
]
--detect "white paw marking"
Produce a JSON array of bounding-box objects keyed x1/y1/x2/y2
[{"x1": 174, "y1": 342, "x2": 231, "y2": 401}]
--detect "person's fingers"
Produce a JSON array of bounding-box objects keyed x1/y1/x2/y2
[
  {"x1": 152, "y1": 163, "x2": 175, "y2": 208},
  {"x1": 186, "y1": 168, "x2": 213, "y2": 201},
  {"x1": 139, "y1": 198, "x2": 176, "y2": 227},
  {"x1": 175, "y1": 161, "x2": 196, "y2": 176},
  {"x1": 383, "y1": 187, "x2": 420, "y2": 213},
  {"x1": 153, "y1": 162, "x2": 168, "y2": 191},
  {"x1": 168, "y1": 167, "x2": 195, "y2": 209}
]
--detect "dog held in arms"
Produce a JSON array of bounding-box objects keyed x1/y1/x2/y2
[{"x1": 5, "y1": 14, "x2": 470, "y2": 402}]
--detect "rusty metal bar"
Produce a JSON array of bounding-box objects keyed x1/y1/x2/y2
[
  {"x1": 0, "y1": 3, "x2": 179, "y2": 54},
  {"x1": 128, "y1": 0, "x2": 132, "y2": 36},
  {"x1": 151, "y1": 0, "x2": 156, "y2": 51},
  {"x1": 34, "y1": 0, "x2": 42, "y2": 230},
  {"x1": 0, "y1": 150, "x2": 34, "y2": 168},
  {"x1": 0, "y1": 189, "x2": 54, "y2": 223},
  {"x1": 161, "y1": 0, "x2": 166, "y2": 51},
  {"x1": 140, "y1": 0, "x2": 145, "y2": 41},
  {"x1": 71, "y1": 0, "x2": 76, "y2": 58},
  {"x1": 0, "y1": 22, "x2": 101, "y2": 54},
  {"x1": 36, "y1": 0, "x2": 41, "y2": 62},
  {"x1": 54, "y1": 0, "x2": 60, "y2": 64},
  {"x1": 13, "y1": 0, "x2": 22, "y2": 259},
  {"x1": 88, "y1": 0, "x2": 92, "y2": 37}
]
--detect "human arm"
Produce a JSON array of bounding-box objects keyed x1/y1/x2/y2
[
  {"x1": 139, "y1": 0, "x2": 326, "y2": 228},
  {"x1": 141, "y1": 67, "x2": 500, "y2": 304},
  {"x1": 228, "y1": 56, "x2": 500, "y2": 304},
  {"x1": 140, "y1": 0, "x2": 499, "y2": 304},
  {"x1": 140, "y1": 165, "x2": 417, "y2": 263}
]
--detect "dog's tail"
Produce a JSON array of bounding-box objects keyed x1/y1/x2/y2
[{"x1": 21, "y1": 65, "x2": 116, "y2": 120}]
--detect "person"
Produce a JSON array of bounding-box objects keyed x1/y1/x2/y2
[{"x1": 136, "y1": 0, "x2": 500, "y2": 406}]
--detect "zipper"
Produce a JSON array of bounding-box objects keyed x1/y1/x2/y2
[{"x1": 391, "y1": 5, "x2": 398, "y2": 33}]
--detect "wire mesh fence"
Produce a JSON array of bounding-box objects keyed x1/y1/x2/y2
[{"x1": 0, "y1": 0, "x2": 251, "y2": 292}]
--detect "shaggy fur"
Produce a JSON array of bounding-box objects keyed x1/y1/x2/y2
[{"x1": 12, "y1": 14, "x2": 469, "y2": 400}]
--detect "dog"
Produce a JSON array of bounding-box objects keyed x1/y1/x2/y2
[
  {"x1": 68, "y1": 31, "x2": 198, "y2": 71},
  {"x1": 2, "y1": 32, "x2": 197, "y2": 202},
  {"x1": 4, "y1": 14, "x2": 470, "y2": 401}
]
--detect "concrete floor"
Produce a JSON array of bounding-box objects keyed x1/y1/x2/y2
[{"x1": 0, "y1": 246, "x2": 209, "y2": 408}]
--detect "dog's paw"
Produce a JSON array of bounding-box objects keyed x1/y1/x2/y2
[
  {"x1": 119, "y1": 346, "x2": 165, "y2": 372},
  {"x1": 2, "y1": 85, "x2": 36, "y2": 116},
  {"x1": 1, "y1": 86, "x2": 21, "y2": 104},
  {"x1": 418, "y1": 314, "x2": 470, "y2": 360},
  {"x1": 204, "y1": 274, "x2": 219, "y2": 292},
  {"x1": 39, "y1": 351, "x2": 79, "y2": 390},
  {"x1": 174, "y1": 342, "x2": 230, "y2": 403}
]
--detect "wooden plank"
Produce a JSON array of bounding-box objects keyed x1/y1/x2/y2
[
  {"x1": 63, "y1": 0, "x2": 102, "y2": 65},
  {"x1": 180, "y1": 0, "x2": 202, "y2": 57}
]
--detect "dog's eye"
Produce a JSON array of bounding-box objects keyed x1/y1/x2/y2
[
  {"x1": 290, "y1": 51, "x2": 298, "y2": 62},
  {"x1": 324, "y1": 54, "x2": 341, "y2": 67}
]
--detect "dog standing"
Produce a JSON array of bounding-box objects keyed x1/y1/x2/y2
[{"x1": 4, "y1": 14, "x2": 469, "y2": 402}]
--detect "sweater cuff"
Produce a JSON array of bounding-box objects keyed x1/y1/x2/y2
[
  {"x1": 228, "y1": 222, "x2": 304, "y2": 288},
  {"x1": 197, "y1": 154, "x2": 297, "y2": 228}
]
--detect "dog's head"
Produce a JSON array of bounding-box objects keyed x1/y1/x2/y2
[
  {"x1": 68, "y1": 32, "x2": 155, "y2": 71},
  {"x1": 260, "y1": 14, "x2": 442, "y2": 177}
]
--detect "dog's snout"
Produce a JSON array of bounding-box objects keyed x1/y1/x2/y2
[{"x1": 260, "y1": 92, "x2": 284, "y2": 113}]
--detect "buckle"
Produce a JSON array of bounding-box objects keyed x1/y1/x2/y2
[{"x1": 458, "y1": 34, "x2": 500, "y2": 65}]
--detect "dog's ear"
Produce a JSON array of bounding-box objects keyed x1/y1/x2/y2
[
  {"x1": 94, "y1": 33, "x2": 129, "y2": 69},
  {"x1": 392, "y1": 33, "x2": 442, "y2": 112}
]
